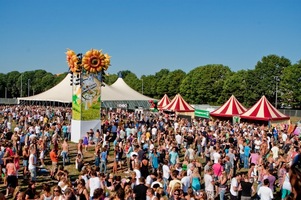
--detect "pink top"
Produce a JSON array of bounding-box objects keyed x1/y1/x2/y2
[
  {"x1": 6, "y1": 163, "x2": 16, "y2": 176},
  {"x1": 212, "y1": 163, "x2": 223, "y2": 177},
  {"x1": 250, "y1": 153, "x2": 259, "y2": 165}
]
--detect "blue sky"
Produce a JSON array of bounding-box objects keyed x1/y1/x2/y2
[{"x1": 0, "y1": 0, "x2": 300, "y2": 77}]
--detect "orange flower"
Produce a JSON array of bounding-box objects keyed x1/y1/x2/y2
[
  {"x1": 66, "y1": 49, "x2": 79, "y2": 73},
  {"x1": 82, "y1": 49, "x2": 110, "y2": 73}
]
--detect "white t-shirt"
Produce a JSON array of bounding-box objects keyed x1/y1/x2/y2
[
  {"x1": 119, "y1": 130, "x2": 125, "y2": 139},
  {"x1": 213, "y1": 152, "x2": 221, "y2": 163},
  {"x1": 14, "y1": 126, "x2": 20, "y2": 133},
  {"x1": 254, "y1": 139, "x2": 262, "y2": 150},
  {"x1": 230, "y1": 178, "x2": 239, "y2": 196},
  {"x1": 151, "y1": 127, "x2": 157, "y2": 136},
  {"x1": 282, "y1": 133, "x2": 288, "y2": 142},
  {"x1": 145, "y1": 175, "x2": 153, "y2": 186},
  {"x1": 133, "y1": 169, "x2": 141, "y2": 185},
  {"x1": 271, "y1": 146, "x2": 279, "y2": 159},
  {"x1": 282, "y1": 173, "x2": 292, "y2": 191},
  {"x1": 204, "y1": 174, "x2": 214, "y2": 191},
  {"x1": 257, "y1": 185, "x2": 274, "y2": 200},
  {"x1": 186, "y1": 148, "x2": 195, "y2": 160},
  {"x1": 7, "y1": 122, "x2": 11, "y2": 130},
  {"x1": 174, "y1": 122, "x2": 179, "y2": 131},
  {"x1": 201, "y1": 137, "x2": 206, "y2": 147},
  {"x1": 35, "y1": 125, "x2": 41, "y2": 134},
  {"x1": 89, "y1": 177, "x2": 101, "y2": 197},
  {"x1": 28, "y1": 153, "x2": 36, "y2": 170},
  {"x1": 162, "y1": 164, "x2": 170, "y2": 179},
  {"x1": 181, "y1": 176, "x2": 190, "y2": 193},
  {"x1": 175, "y1": 134, "x2": 182, "y2": 144}
]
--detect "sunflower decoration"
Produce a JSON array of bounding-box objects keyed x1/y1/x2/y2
[
  {"x1": 66, "y1": 49, "x2": 79, "y2": 73},
  {"x1": 82, "y1": 49, "x2": 111, "y2": 73},
  {"x1": 103, "y1": 53, "x2": 111, "y2": 70}
]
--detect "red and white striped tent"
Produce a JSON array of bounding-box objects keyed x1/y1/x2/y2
[
  {"x1": 210, "y1": 95, "x2": 247, "y2": 117},
  {"x1": 158, "y1": 94, "x2": 171, "y2": 109},
  {"x1": 162, "y1": 94, "x2": 194, "y2": 114},
  {"x1": 240, "y1": 95, "x2": 290, "y2": 121}
]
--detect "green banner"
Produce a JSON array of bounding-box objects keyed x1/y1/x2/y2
[
  {"x1": 194, "y1": 109, "x2": 210, "y2": 118},
  {"x1": 72, "y1": 73, "x2": 101, "y2": 121},
  {"x1": 232, "y1": 116, "x2": 240, "y2": 124}
]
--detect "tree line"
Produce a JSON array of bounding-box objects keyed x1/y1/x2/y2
[{"x1": 1, "y1": 54, "x2": 301, "y2": 108}]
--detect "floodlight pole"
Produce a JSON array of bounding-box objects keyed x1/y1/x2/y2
[
  {"x1": 274, "y1": 76, "x2": 280, "y2": 108},
  {"x1": 20, "y1": 74, "x2": 23, "y2": 97},
  {"x1": 142, "y1": 79, "x2": 144, "y2": 95},
  {"x1": 28, "y1": 79, "x2": 30, "y2": 97}
]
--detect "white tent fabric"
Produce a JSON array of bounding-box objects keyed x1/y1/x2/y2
[
  {"x1": 18, "y1": 74, "x2": 153, "y2": 103},
  {"x1": 158, "y1": 94, "x2": 171, "y2": 109},
  {"x1": 109, "y1": 77, "x2": 153, "y2": 100},
  {"x1": 210, "y1": 95, "x2": 247, "y2": 117},
  {"x1": 162, "y1": 94, "x2": 194, "y2": 112},
  {"x1": 240, "y1": 95, "x2": 290, "y2": 121}
]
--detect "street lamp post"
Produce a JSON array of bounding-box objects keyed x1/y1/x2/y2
[
  {"x1": 28, "y1": 79, "x2": 30, "y2": 97},
  {"x1": 274, "y1": 76, "x2": 280, "y2": 108},
  {"x1": 5, "y1": 87, "x2": 7, "y2": 98},
  {"x1": 142, "y1": 79, "x2": 144, "y2": 94},
  {"x1": 20, "y1": 74, "x2": 23, "y2": 97}
]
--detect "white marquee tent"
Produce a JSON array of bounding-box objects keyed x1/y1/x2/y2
[{"x1": 18, "y1": 73, "x2": 153, "y2": 109}]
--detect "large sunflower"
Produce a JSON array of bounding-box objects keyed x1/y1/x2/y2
[
  {"x1": 82, "y1": 49, "x2": 110, "y2": 73},
  {"x1": 66, "y1": 49, "x2": 79, "y2": 73}
]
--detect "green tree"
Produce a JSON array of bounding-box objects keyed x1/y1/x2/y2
[
  {"x1": 180, "y1": 64, "x2": 232, "y2": 104},
  {"x1": 105, "y1": 74, "x2": 118, "y2": 85},
  {"x1": 7, "y1": 71, "x2": 21, "y2": 98},
  {"x1": 0, "y1": 73, "x2": 7, "y2": 98},
  {"x1": 123, "y1": 72, "x2": 140, "y2": 91},
  {"x1": 166, "y1": 70, "x2": 186, "y2": 97},
  {"x1": 219, "y1": 70, "x2": 245, "y2": 104},
  {"x1": 141, "y1": 75, "x2": 157, "y2": 97},
  {"x1": 152, "y1": 69, "x2": 170, "y2": 98},
  {"x1": 243, "y1": 70, "x2": 259, "y2": 107},
  {"x1": 281, "y1": 60, "x2": 301, "y2": 108},
  {"x1": 253, "y1": 55, "x2": 291, "y2": 104}
]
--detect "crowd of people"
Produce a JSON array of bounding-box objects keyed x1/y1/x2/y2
[{"x1": 0, "y1": 105, "x2": 300, "y2": 200}]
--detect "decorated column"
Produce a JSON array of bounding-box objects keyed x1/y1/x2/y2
[{"x1": 66, "y1": 49, "x2": 111, "y2": 142}]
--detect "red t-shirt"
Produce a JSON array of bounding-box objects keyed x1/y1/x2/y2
[{"x1": 50, "y1": 150, "x2": 58, "y2": 163}]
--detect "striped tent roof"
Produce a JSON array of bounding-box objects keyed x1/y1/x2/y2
[
  {"x1": 240, "y1": 95, "x2": 290, "y2": 121},
  {"x1": 162, "y1": 94, "x2": 194, "y2": 112},
  {"x1": 210, "y1": 95, "x2": 247, "y2": 117},
  {"x1": 158, "y1": 94, "x2": 171, "y2": 109}
]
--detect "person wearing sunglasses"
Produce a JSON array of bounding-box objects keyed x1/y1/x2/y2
[
  {"x1": 53, "y1": 186, "x2": 63, "y2": 200},
  {"x1": 171, "y1": 189, "x2": 183, "y2": 200}
]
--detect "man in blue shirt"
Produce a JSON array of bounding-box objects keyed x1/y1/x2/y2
[
  {"x1": 99, "y1": 147, "x2": 108, "y2": 173},
  {"x1": 169, "y1": 147, "x2": 179, "y2": 166},
  {"x1": 244, "y1": 142, "x2": 251, "y2": 169}
]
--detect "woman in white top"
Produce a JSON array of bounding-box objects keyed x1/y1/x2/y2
[
  {"x1": 281, "y1": 169, "x2": 292, "y2": 200},
  {"x1": 52, "y1": 186, "x2": 63, "y2": 200},
  {"x1": 88, "y1": 170, "x2": 101, "y2": 198},
  {"x1": 28, "y1": 147, "x2": 37, "y2": 181},
  {"x1": 39, "y1": 184, "x2": 53, "y2": 200}
]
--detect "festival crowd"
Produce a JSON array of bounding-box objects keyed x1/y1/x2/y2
[{"x1": 0, "y1": 105, "x2": 300, "y2": 200}]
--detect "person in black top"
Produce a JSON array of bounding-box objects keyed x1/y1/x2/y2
[
  {"x1": 25, "y1": 181, "x2": 37, "y2": 200},
  {"x1": 240, "y1": 174, "x2": 255, "y2": 200},
  {"x1": 77, "y1": 179, "x2": 89, "y2": 200},
  {"x1": 140, "y1": 156, "x2": 150, "y2": 178},
  {"x1": 133, "y1": 177, "x2": 148, "y2": 200}
]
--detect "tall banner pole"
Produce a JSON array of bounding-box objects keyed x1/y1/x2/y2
[{"x1": 66, "y1": 49, "x2": 111, "y2": 143}]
